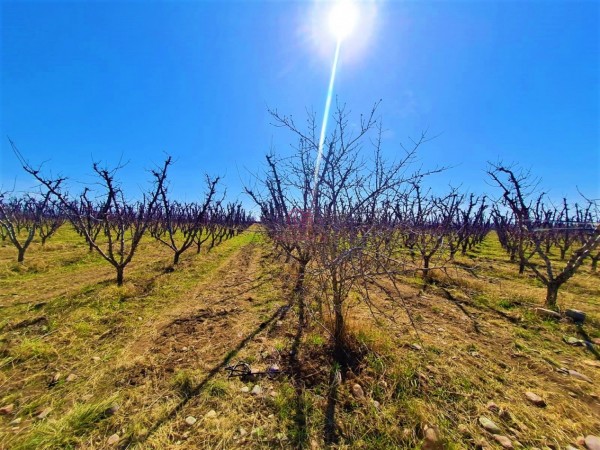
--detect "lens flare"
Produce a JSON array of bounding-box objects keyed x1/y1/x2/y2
[
  {"x1": 312, "y1": 40, "x2": 341, "y2": 206},
  {"x1": 329, "y1": 1, "x2": 359, "y2": 42},
  {"x1": 312, "y1": 1, "x2": 363, "y2": 212}
]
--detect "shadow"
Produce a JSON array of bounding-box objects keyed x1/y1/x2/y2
[
  {"x1": 289, "y1": 287, "x2": 309, "y2": 448},
  {"x1": 576, "y1": 325, "x2": 600, "y2": 360},
  {"x1": 438, "y1": 287, "x2": 481, "y2": 333},
  {"x1": 324, "y1": 367, "x2": 340, "y2": 446},
  {"x1": 123, "y1": 303, "x2": 289, "y2": 448}
]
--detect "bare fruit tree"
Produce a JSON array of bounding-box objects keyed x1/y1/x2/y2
[
  {"x1": 10, "y1": 138, "x2": 171, "y2": 285},
  {"x1": 150, "y1": 175, "x2": 220, "y2": 266},
  {"x1": 488, "y1": 162, "x2": 600, "y2": 309},
  {"x1": 247, "y1": 103, "x2": 439, "y2": 359},
  {"x1": 0, "y1": 190, "x2": 58, "y2": 263}
]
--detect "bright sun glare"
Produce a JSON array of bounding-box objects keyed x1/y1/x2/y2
[{"x1": 328, "y1": 1, "x2": 359, "y2": 41}]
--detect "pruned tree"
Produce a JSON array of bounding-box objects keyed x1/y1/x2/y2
[
  {"x1": 247, "y1": 103, "x2": 440, "y2": 360},
  {"x1": 10, "y1": 138, "x2": 171, "y2": 285},
  {"x1": 488, "y1": 162, "x2": 600, "y2": 308},
  {"x1": 0, "y1": 189, "x2": 59, "y2": 263},
  {"x1": 38, "y1": 200, "x2": 65, "y2": 246},
  {"x1": 150, "y1": 175, "x2": 220, "y2": 266}
]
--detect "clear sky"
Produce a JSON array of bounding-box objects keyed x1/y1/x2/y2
[{"x1": 1, "y1": 0, "x2": 598, "y2": 208}]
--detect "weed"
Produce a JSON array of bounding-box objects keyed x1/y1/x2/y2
[
  {"x1": 307, "y1": 333, "x2": 326, "y2": 347},
  {"x1": 10, "y1": 339, "x2": 56, "y2": 362},
  {"x1": 171, "y1": 369, "x2": 195, "y2": 398},
  {"x1": 205, "y1": 379, "x2": 228, "y2": 397},
  {"x1": 13, "y1": 398, "x2": 117, "y2": 450}
]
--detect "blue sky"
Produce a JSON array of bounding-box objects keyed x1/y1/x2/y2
[{"x1": 1, "y1": 0, "x2": 598, "y2": 208}]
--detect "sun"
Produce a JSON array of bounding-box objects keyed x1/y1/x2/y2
[{"x1": 328, "y1": 1, "x2": 359, "y2": 42}]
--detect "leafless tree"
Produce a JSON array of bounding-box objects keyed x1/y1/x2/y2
[
  {"x1": 38, "y1": 201, "x2": 65, "y2": 246},
  {"x1": 150, "y1": 175, "x2": 220, "y2": 266},
  {"x1": 488, "y1": 163, "x2": 600, "y2": 308},
  {"x1": 10, "y1": 138, "x2": 171, "y2": 285},
  {"x1": 0, "y1": 190, "x2": 57, "y2": 262},
  {"x1": 247, "y1": 103, "x2": 440, "y2": 360}
]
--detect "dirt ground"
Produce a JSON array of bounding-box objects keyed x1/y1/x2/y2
[{"x1": 0, "y1": 227, "x2": 599, "y2": 449}]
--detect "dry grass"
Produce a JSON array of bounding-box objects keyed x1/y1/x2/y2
[{"x1": 0, "y1": 228, "x2": 599, "y2": 449}]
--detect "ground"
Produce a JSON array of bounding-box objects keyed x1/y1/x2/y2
[{"x1": 0, "y1": 226, "x2": 599, "y2": 449}]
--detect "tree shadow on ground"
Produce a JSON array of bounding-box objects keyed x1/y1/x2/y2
[
  {"x1": 576, "y1": 325, "x2": 600, "y2": 360},
  {"x1": 123, "y1": 302, "x2": 289, "y2": 448}
]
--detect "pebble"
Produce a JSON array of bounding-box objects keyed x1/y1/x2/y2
[
  {"x1": 585, "y1": 435, "x2": 600, "y2": 450},
  {"x1": 411, "y1": 343, "x2": 423, "y2": 351},
  {"x1": 251, "y1": 385, "x2": 263, "y2": 396},
  {"x1": 493, "y1": 434, "x2": 513, "y2": 449},
  {"x1": 577, "y1": 436, "x2": 586, "y2": 446},
  {"x1": 104, "y1": 404, "x2": 120, "y2": 416},
  {"x1": 10, "y1": 418, "x2": 22, "y2": 425},
  {"x1": 592, "y1": 338, "x2": 600, "y2": 346},
  {"x1": 66, "y1": 373, "x2": 77, "y2": 382},
  {"x1": 534, "y1": 308, "x2": 561, "y2": 320},
  {"x1": 107, "y1": 434, "x2": 120, "y2": 445},
  {"x1": 239, "y1": 427, "x2": 248, "y2": 437},
  {"x1": 352, "y1": 384, "x2": 365, "y2": 400},
  {"x1": 564, "y1": 336, "x2": 585, "y2": 346},
  {"x1": 569, "y1": 370, "x2": 593, "y2": 383},
  {"x1": 487, "y1": 401, "x2": 500, "y2": 413},
  {"x1": 457, "y1": 424, "x2": 469, "y2": 434},
  {"x1": 524, "y1": 392, "x2": 546, "y2": 407},
  {"x1": 479, "y1": 416, "x2": 501, "y2": 434},
  {"x1": 205, "y1": 410, "x2": 217, "y2": 419},
  {"x1": 92, "y1": 356, "x2": 101, "y2": 362},
  {"x1": 185, "y1": 416, "x2": 197, "y2": 425},
  {"x1": 37, "y1": 408, "x2": 52, "y2": 420},
  {"x1": 422, "y1": 426, "x2": 443, "y2": 450},
  {"x1": 371, "y1": 400, "x2": 381, "y2": 409},
  {"x1": 240, "y1": 386, "x2": 250, "y2": 393},
  {"x1": 0, "y1": 404, "x2": 14, "y2": 415}
]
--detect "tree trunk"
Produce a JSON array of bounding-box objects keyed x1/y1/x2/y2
[
  {"x1": 173, "y1": 251, "x2": 181, "y2": 265},
  {"x1": 333, "y1": 296, "x2": 344, "y2": 361},
  {"x1": 591, "y1": 257, "x2": 598, "y2": 272},
  {"x1": 294, "y1": 260, "x2": 308, "y2": 326},
  {"x1": 116, "y1": 266, "x2": 124, "y2": 286},
  {"x1": 422, "y1": 256, "x2": 431, "y2": 284},
  {"x1": 17, "y1": 247, "x2": 25, "y2": 264},
  {"x1": 545, "y1": 282, "x2": 559, "y2": 310},
  {"x1": 518, "y1": 258, "x2": 525, "y2": 275}
]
